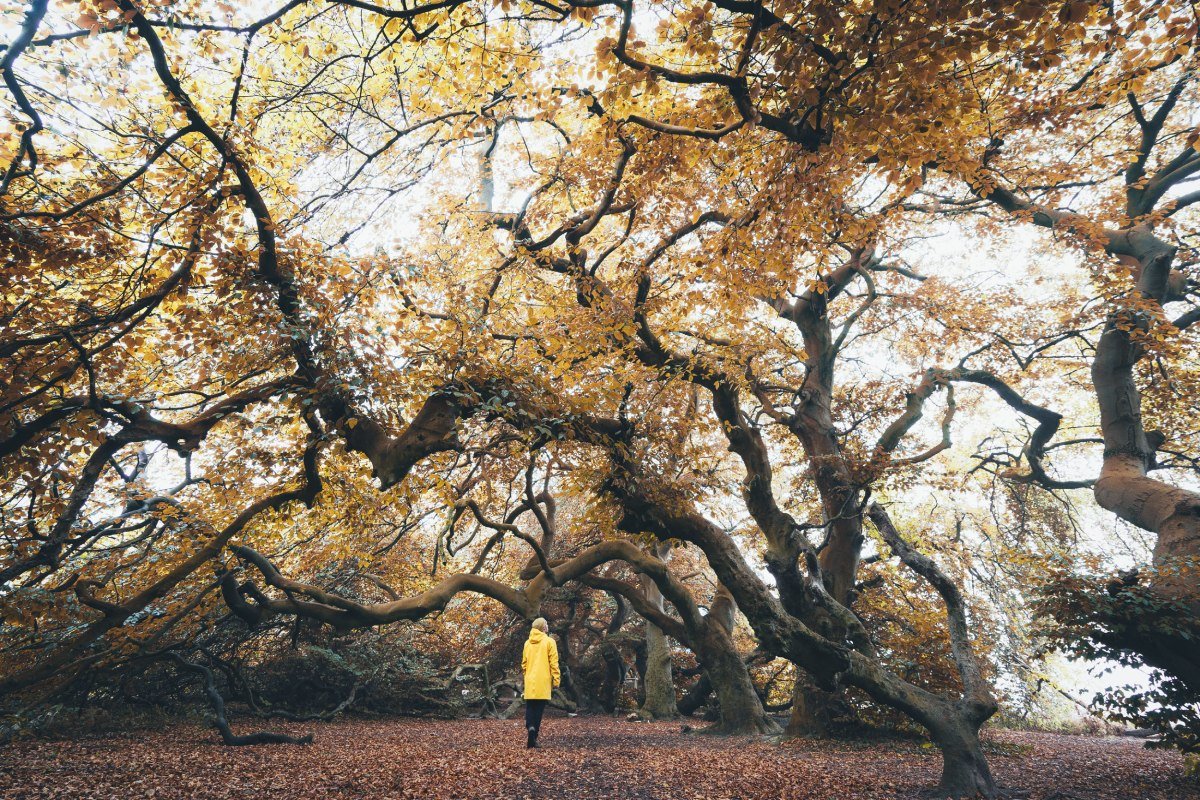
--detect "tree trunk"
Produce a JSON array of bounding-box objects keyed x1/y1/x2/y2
[
  {"x1": 553, "y1": 598, "x2": 587, "y2": 709},
  {"x1": 626, "y1": 493, "x2": 1004, "y2": 788},
  {"x1": 1087, "y1": 237, "x2": 1200, "y2": 604},
  {"x1": 696, "y1": 622, "x2": 780, "y2": 735},
  {"x1": 678, "y1": 673, "x2": 712, "y2": 716},
  {"x1": 638, "y1": 543, "x2": 680, "y2": 720},
  {"x1": 1085, "y1": 253, "x2": 1200, "y2": 680},
  {"x1": 695, "y1": 587, "x2": 781, "y2": 735},
  {"x1": 927, "y1": 717, "x2": 999, "y2": 799},
  {"x1": 598, "y1": 641, "x2": 627, "y2": 713},
  {"x1": 639, "y1": 618, "x2": 679, "y2": 719},
  {"x1": 785, "y1": 674, "x2": 836, "y2": 737}
]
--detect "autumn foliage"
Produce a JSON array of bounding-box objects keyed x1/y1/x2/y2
[{"x1": 2, "y1": 0, "x2": 1200, "y2": 797}]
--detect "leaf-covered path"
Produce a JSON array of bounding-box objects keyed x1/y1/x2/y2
[{"x1": 2, "y1": 716, "x2": 1195, "y2": 799}]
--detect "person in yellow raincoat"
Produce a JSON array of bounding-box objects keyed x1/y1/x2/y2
[{"x1": 521, "y1": 617, "x2": 560, "y2": 748}]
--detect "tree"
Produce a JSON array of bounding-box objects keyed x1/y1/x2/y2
[
  {"x1": 911, "y1": 8, "x2": 1200, "y2": 707},
  {"x1": 636, "y1": 542, "x2": 679, "y2": 720},
  {"x1": 3, "y1": 1, "x2": 1198, "y2": 797}
]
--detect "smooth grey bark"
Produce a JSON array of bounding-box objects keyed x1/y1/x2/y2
[
  {"x1": 981, "y1": 177, "x2": 1200, "y2": 602},
  {"x1": 638, "y1": 542, "x2": 680, "y2": 720},
  {"x1": 925, "y1": 714, "x2": 999, "y2": 799}
]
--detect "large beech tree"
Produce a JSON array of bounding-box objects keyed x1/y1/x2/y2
[{"x1": 3, "y1": 1, "x2": 1199, "y2": 797}]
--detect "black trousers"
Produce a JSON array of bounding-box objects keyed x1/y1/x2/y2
[{"x1": 524, "y1": 699, "x2": 547, "y2": 734}]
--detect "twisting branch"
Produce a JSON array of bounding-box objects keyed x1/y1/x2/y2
[
  {"x1": 874, "y1": 369, "x2": 956, "y2": 466},
  {"x1": 459, "y1": 499, "x2": 558, "y2": 584},
  {"x1": 0, "y1": 0, "x2": 49, "y2": 197},
  {"x1": 0, "y1": 430, "x2": 324, "y2": 695},
  {"x1": 949, "y1": 368, "x2": 1093, "y2": 490},
  {"x1": 893, "y1": 386, "x2": 957, "y2": 466},
  {"x1": 2, "y1": 127, "x2": 200, "y2": 222},
  {"x1": 223, "y1": 543, "x2": 530, "y2": 628},
  {"x1": 166, "y1": 653, "x2": 313, "y2": 746},
  {"x1": 1125, "y1": 74, "x2": 1191, "y2": 217},
  {"x1": 0, "y1": 376, "x2": 302, "y2": 585},
  {"x1": 580, "y1": 574, "x2": 690, "y2": 642},
  {"x1": 1173, "y1": 305, "x2": 1200, "y2": 331}
]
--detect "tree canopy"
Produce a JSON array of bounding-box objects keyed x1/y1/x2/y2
[{"x1": 2, "y1": 1, "x2": 1199, "y2": 796}]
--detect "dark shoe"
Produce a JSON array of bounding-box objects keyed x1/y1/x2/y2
[{"x1": 526, "y1": 727, "x2": 536, "y2": 748}]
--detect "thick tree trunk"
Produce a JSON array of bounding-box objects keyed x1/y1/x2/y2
[
  {"x1": 695, "y1": 587, "x2": 781, "y2": 735},
  {"x1": 696, "y1": 621, "x2": 780, "y2": 735},
  {"x1": 639, "y1": 617, "x2": 678, "y2": 719},
  {"x1": 927, "y1": 716, "x2": 999, "y2": 799},
  {"x1": 977, "y1": 190, "x2": 1200, "y2": 699},
  {"x1": 625, "y1": 496, "x2": 1004, "y2": 790},
  {"x1": 1089, "y1": 373, "x2": 1200, "y2": 688},
  {"x1": 1075, "y1": 231, "x2": 1200, "y2": 607},
  {"x1": 1091, "y1": 310, "x2": 1200, "y2": 597},
  {"x1": 1086, "y1": 245, "x2": 1200, "y2": 677},
  {"x1": 1095, "y1": 461, "x2": 1200, "y2": 582}
]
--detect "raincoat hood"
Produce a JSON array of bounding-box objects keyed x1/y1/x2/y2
[{"x1": 527, "y1": 628, "x2": 546, "y2": 645}]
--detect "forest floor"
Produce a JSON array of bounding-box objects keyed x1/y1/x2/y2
[{"x1": 1, "y1": 714, "x2": 1196, "y2": 800}]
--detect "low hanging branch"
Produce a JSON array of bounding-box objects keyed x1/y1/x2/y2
[
  {"x1": 222, "y1": 533, "x2": 700, "y2": 634},
  {"x1": 222, "y1": 543, "x2": 530, "y2": 627},
  {"x1": 166, "y1": 653, "x2": 313, "y2": 746}
]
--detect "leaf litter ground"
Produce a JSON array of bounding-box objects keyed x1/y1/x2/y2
[{"x1": 1, "y1": 715, "x2": 1195, "y2": 799}]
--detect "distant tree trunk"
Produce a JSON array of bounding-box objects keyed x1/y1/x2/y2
[
  {"x1": 584, "y1": 567, "x2": 777, "y2": 734},
  {"x1": 632, "y1": 636, "x2": 648, "y2": 707},
  {"x1": 678, "y1": 673, "x2": 712, "y2": 716},
  {"x1": 554, "y1": 600, "x2": 586, "y2": 709},
  {"x1": 638, "y1": 543, "x2": 679, "y2": 720},
  {"x1": 597, "y1": 590, "x2": 630, "y2": 713},
  {"x1": 785, "y1": 674, "x2": 836, "y2": 737},
  {"x1": 598, "y1": 642, "x2": 627, "y2": 713}
]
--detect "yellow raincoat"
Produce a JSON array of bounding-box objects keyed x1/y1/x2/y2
[{"x1": 521, "y1": 628, "x2": 560, "y2": 700}]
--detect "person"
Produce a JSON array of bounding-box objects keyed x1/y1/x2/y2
[{"x1": 521, "y1": 617, "x2": 560, "y2": 748}]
